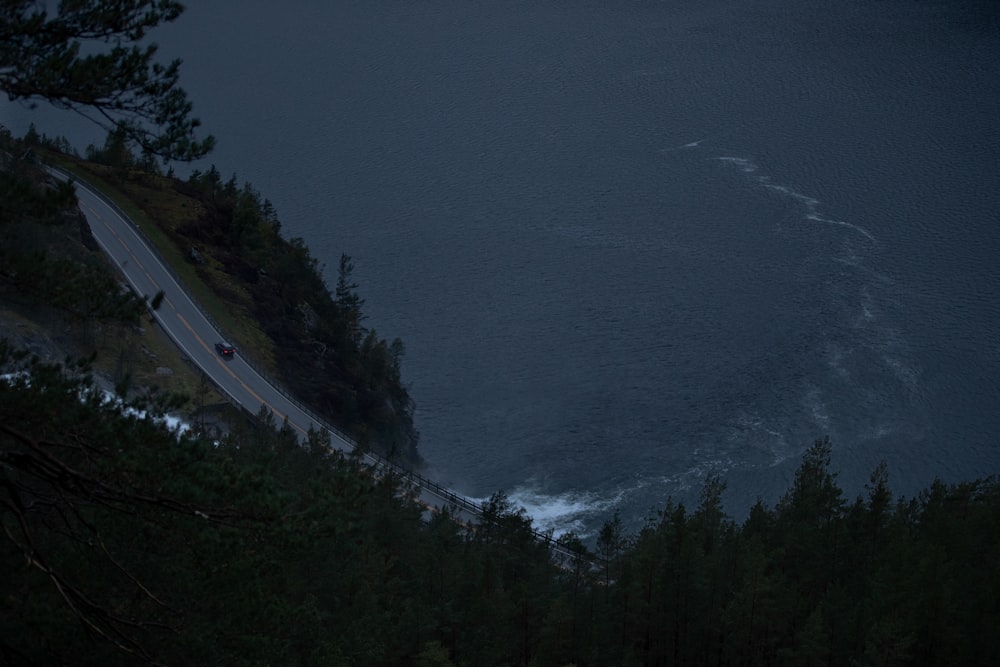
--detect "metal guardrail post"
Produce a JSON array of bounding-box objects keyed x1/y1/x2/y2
[
  {"x1": 46, "y1": 166, "x2": 483, "y2": 496},
  {"x1": 44, "y1": 160, "x2": 594, "y2": 566}
]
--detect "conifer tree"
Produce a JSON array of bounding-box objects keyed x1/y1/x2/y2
[{"x1": 1, "y1": 0, "x2": 214, "y2": 161}]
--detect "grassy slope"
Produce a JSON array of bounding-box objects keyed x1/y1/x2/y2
[
  {"x1": 50, "y1": 156, "x2": 279, "y2": 368},
  {"x1": 0, "y1": 151, "x2": 265, "y2": 427}
]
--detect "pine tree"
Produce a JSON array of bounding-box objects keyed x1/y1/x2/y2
[{"x1": 0, "y1": 0, "x2": 214, "y2": 161}]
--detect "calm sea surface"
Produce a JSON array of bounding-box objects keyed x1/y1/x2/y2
[{"x1": 6, "y1": 0, "x2": 999, "y2": 536}]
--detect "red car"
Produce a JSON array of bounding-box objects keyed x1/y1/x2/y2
[{"x1": 214, "y1": 342, "x2": 235, "y2": 359}]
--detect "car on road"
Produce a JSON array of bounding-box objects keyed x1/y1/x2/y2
[{"x1": 215, "y1": 342, "x2": 235, "y2": 359}]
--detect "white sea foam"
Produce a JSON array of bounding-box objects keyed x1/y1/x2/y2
[
  {"x1": 661, "y1": 138, "x2": 705, "y2": 151},
  {"x1": 712, "y1": 155, "x2": 877, "y2": 243},
  {"x1": 472, "y1": 485, "x2": 625, "y2": 538},
  {"x1": 806, "y1": 214, "x2": 877, "y2": 242},
  {"x1": 663, "y1": 130, "x2": 735, "y2": 152},
  {"x1": 762, "y1": 182, "x2": 820, "y2": 210},
  {"x1": 857, "y1": 287, "x2": 876, "y2": 325},
  {"x1": 715, "y1": 156, "x2": 758, "y2": 173},
  {"x1": 668, "y1": 461, "x2": 736, "y2": 490},
  {"x1": 869, "y1": 423, "x2": 896, "y2": 440},
  {"x1": 825, "y1": 342, "x2": 852, "y2": 380},
  {"x1": 882, "y1": 354, "x2": 920, "y2": 393},
  {"x1": 803, "y1": 387, "x2": 831, "y2": 431}
]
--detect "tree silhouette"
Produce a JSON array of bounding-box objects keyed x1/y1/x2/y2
[{"x1": 0, "y1": 0, "x2": 214, "y2": 161}]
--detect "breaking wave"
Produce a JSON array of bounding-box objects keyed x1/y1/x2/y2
[{"x1": 471, "y1": 484, "x2": 627, "y2": 539}]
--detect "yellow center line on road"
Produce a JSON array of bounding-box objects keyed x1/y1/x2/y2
[
  {"x1": 86, "y1": 203, "x2": 147, "y2": 272},
  {"x1": 174, "y1": 312, "x2": 306, "y2": 436},
  {"x1": 86, "y1": 202, "x2": 164, "y2": 294},
  {"x1": 87, "y1": 193, "x2": 307, "y2": 435},
  {"x1": 74, "y1": 179, "x2": 310, "y2": 439}
]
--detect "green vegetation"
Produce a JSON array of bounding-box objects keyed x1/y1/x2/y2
[
  {"x1": 3, "y1": 141, "x2": 999, "y2": 666},
  {"x1": 9, "y1": 129, "x2": 419, "y2": 464},
  {"x1": 3, "y1": 334, "x2": 999, "y2": 664},
  {"x1": 3, "y1": 3, "x2": 999, "y2": 664},
  {"x1": 2, "y1": 0, "x2": 419, "y2": 462},
  {"x1": 0, "y1": 0, "x2": 213, "y2": 161},
  {"x1": 68, "y1": 146, "x2": 419, "y2": 460}
]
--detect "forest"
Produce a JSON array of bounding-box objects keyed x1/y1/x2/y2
[
  {"x1": 2, "y1": 3, "x2": 998, "y2": 664},
  {"x1": 3, "y1": 126, "x2": 1000, "y2": 666},
  {"x1": 11, "y1": 122, "x2": 420, "y2": 464}
]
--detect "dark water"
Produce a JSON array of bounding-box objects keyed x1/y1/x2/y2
[{"x1": 6, "y1": 0, "x2": 999, "y2": 536}]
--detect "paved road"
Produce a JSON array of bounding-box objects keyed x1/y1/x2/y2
[
  {"x1": 51, "y1": 167, "x2": 494, "y2": 524},
  {"x1": 67, "y1": 175, "x2": 330, "y2": 442}
]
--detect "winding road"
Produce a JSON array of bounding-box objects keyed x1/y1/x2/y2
[{"x1": 51, "y1": 165, "x2": 491, "y2": 524}]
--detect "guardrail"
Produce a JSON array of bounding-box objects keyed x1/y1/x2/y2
[
  {"x1": 45, "y1": 161, "x2": 590, "y2": 563},
  {"x1": 44, "y1": 164, "x2": 358, "y2": 441}
]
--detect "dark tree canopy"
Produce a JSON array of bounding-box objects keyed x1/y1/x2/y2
[{"x1": 0, "y1": 0, "x2": 214, "y2": 161}]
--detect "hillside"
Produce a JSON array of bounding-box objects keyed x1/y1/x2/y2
[
  {"x1": 3, "y1": 128, "x2": 1000, "y2": 667},
  {"x1": 4, "y1": 127, "x2": 419, "y2": 463}
]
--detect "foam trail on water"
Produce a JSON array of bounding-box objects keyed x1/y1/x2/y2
[
  {"x1": 716, "y1": 156, "x2": 758, "y2": 173},
  {"x1": 761, "y1": 181, "x2": 818, "y2": 208},
  {"x1": 663, "y1": 129, "x2": 737, "y2": 152},
  {"x1": 806, "y1": 214, "x2": 876, "y2": 242},
  {"x1": 662, "y1": 140, "x2": 706, "y2": 152},
  {"x1": 710, "y1": 156, "x2": 877, "y2": 244}
]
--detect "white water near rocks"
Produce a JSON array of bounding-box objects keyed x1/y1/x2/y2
[{"x1": 5, "y1": 0, "x2": 998, "y2": 538}]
